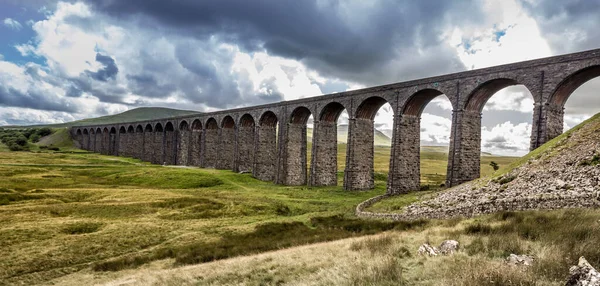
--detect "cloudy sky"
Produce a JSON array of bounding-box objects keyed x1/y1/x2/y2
[{"x1": 0, "y1": 0, "x2": 599, "y2": 155}]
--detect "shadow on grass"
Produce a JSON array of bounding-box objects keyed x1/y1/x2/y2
[{"x1": 93, "y1": 215, "x2": 429, "y2": 272}]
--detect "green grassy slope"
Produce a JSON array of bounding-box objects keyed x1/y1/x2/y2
[
  {"x1": 307, "y1": 125, "x2": 391, "y2": 146},
  {"x1": 5, "y1": 107, "x2": 201, "y2": 128}
]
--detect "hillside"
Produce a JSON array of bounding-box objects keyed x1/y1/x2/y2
[
  {"x1": 307, "y1": 124, "x2": 392, "y2": 146},
  {"x1": 363, "y1": 112, "x2": 600, "y2": 220},
  {"x1": 6, "y1": 107, "x2": 201, "y2": 128}
]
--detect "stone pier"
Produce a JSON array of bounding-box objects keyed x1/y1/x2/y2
[
  {"x1": 310, "y1": 120, "x2": 338, "y2": 186},
  {"x1": 344, "y1": 118, "x2": 375, "y2": 190}
]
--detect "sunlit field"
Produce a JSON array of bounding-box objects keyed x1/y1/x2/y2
[{"x1": 0, "y1": 137, "x2": 518, "y2": 284}]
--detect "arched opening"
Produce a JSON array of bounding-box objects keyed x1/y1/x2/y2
[
  {"x1": 390, "y1": 89, "x2": 451, "y2": 194},
  {"x1": 311, "y1": 102, "x2": 348, "y2": 186},
  {"x1": 284, "y1": 106, "x2": 312, "y2": 185},
  {"x1": 109, "y1": 127, "x2": 117, "y2": 156},
  {"x1": 203, "y1": 118, "x2": 219, "y2": 168},
  {"x1": 546, "y1": 65, "x2": 600, "y2": 141},
  {"x1": 89, "y1": 128, "x2": 96, "y2": 153},
  {"x1": 190, "y1": 119, "x2": 203, "y2": 166},
  {"x1": 125, "y1": 126, "x2": 134, "y2": 158},
  {"x1": 216, "y1": 116, "x2": 236, "y2": 170},
  {"x1": 82, "y1": 129, "x2": 90, "y2": 151},
  {"x1": 255, "y1": 111, "x2": 279, "y2": 182},
  {"x1": 117, "y1": 126, "x2": 127, "y2": 157},
  {"x1": 153, "y1": 123, "x2": 164, "y2": 164},
  {"x1": 142, "y1": 124, "x2": 154, "y2": 163},
  {"x1": 164, "y1": 122, "x2": 176, "y2": 165},
  {"x1": 451, "y1": 78, "x2": 534, "y2": 186},
  {"x1": 237, "y1": 114, "x2": 256, "y2": 173},
  {"x1": 101, "y1": 127, "x2": 109, "y2": 155},
  {"x1": 177, "y1": 120, "x2": 190, "y2": 166},
  {"x1": 94, "y1": 128, "x2": 102, "y2": 153},
  {"x1": 345, "y1": 96, "x2": 393, "y2": 191}
]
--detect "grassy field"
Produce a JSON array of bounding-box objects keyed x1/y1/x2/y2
[
  {"x1": 0, "y1": 134, "x2": 517, "y2": 284},
  {"x1": 67, "y1": 209, "x2": 599, "y2": 286}
]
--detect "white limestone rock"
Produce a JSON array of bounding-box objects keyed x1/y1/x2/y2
[
  {"x1": 506, "y1": 254, "x2": 534, "y2": 266},
  {"x1": 417, "y1": 243, "x2": 439, "y2": 256},
  {"x1": 438, "y1": 240, "x2": 459, "y2": 255},
  {"x1": 566, "y1": 257, "x2": 600, "y2": 286}
]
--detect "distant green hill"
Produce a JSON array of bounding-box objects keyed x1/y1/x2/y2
[
  {"x1": 307, "y1": 124, "x2": 391, "y2": 146},
  {"x1": 7, "y1": 107, "x2": 201, "y2": 128}
]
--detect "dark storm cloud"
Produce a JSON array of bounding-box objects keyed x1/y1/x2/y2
[
  {"x1": 84, "y1": 0, "x2": 480, "y2": 85},
  {"x1": 85, "y1": 53, "x2": 118, "y2": 82},
  {"x1": 519, "y1": 0, "x2": 600, "y2": 54}
]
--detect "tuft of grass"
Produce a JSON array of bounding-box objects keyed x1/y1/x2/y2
[{"x1": 61, "y1": 222, "x2": 103, "y2": 235}]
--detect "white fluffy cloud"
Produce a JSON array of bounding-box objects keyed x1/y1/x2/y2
[
  {"x1": 3, "y1": 18, "x2": 22, "y2": 30},
  {"x1": 482, "y1": 121, "x2": 532, "y2": 156}
]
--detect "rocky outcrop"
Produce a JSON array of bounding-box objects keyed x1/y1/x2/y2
[
  {"x1": 566, "y1": 257, "x2": 600, "y2": 286},
  {"x1": 417, "y1": 240, "x2": 459, "y2": 256},
  {"x1": 357, "y1": 114, "x2": 600, "y2": 221}
]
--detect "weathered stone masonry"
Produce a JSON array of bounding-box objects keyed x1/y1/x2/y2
[{"x1": 71, "y1": 49, "x2": 600, "y2": 194}]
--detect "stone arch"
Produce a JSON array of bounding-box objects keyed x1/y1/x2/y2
[
  {"x1": 109, "y1": 127, "x2": 117, "y2": 156},
  {"x1": 255, "y1": 110, "x2": 279, "y2": 182},
  {"x1": 152, "y1": 123, "x2": 164, "y2": 164},
  {"x1": 164, "y1": 122, "x2": 176, "y2": 165},
  {"x1": 221, "y1": 116, "x2": 235, "y2": 128},
  {"x1": 239, "y1": 114, "x2": 255, "y2": 127},
  {"x1": 289, "y1": 106, "x2": 312, "y2": 124},
  {"x1": 179, "y1": 120, "x2": 189, "y2": 131},
  {"x1": 177, "y1": 120, "x2": 190, "y2": 166},
  {"x1": 259, "y1": 111, "x2": 278, "y2": 127},
  {"x1": 448, "y1": 78, "x2": 535, "y2": 187},
  {"x1": 464, "y1": 78, "x2": 527, "y2": 112},
  {"x1": 319, "y1": 102, "x2": 347, "y2": 122},
  {"x1": 192, "y1": 119, "x2": 202, "y2": 130},
  {"x1": 550, "y1": 65, "x2": 600, "y2": 107},
  {"x1": 345, "y1": 96, "x2": 394, "y2": 191},
  {"x1": 126, "y1": 126, "x2": 135, "y2": 157},
  {"x1": 541, "y1": 65, "x2": 600, "y2": 145},
  {"x1": 203, "y1": 118, "x2": 219, "y2": 168},
  {"x1": 311, "y1": 102, "x2": 349, "y2": 186},
  {"x1": 190, "y1": 119, "x2": 203, "y2": 166},
  {"x1": 118, "y1": 126, "x2": 127, "y2": 157},
  {"x1": 206, "y1": 118, "x2": 218, "y2": 129},
  {"x1": 402, "y1": 89, "x2": 445, "y2": 116},
  {"x1": 387, "y1": 89, "x2": 452, "y2": 194},
  {"x1": 100, "y1": 127, "x2": 109, "y2": 155},
  {"x1": 217, "y1": 115, "x2": 236, "y2": 169},
  {"x1": 94, "y1": 128, "x2": 102, "y2": 153},
  {"x1": 132, "y1": 125, "x2": 144, "y2": 159},
  {"x1": 237, "y1": 114, "x2": 256, "y2": 173},
  {"x1": 356, "y1": 96, "x2": 390, "y2": 120},
  {"x1": 82, "y1": 129, "x2": 90, "y2": 151},
  {"x1": 89, "y1": 128, "x2": 96, "y2": 153},
  {"x1": 284, "y1": 106, "x2": 313, "y2": 185},
  {"x1": 143, "y1": 124, "x2": 154, "y2": 163}
]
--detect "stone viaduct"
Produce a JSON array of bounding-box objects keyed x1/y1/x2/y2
[{"x1": 72, "y1": 48, "x2": 600, "y2": 194}]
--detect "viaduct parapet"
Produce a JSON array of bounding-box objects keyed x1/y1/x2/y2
[{"x1": 71, "y1": 48, "x2": 600, "y2": 194}]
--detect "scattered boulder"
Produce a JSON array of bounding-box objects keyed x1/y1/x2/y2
[
  {"x1": 566, "y1": 257, "x2": 600, "y2": 286},
  {"x1": 417, "y1": 243, "x2": 439, "y2": 256},
  {"x1": 438, "y1": 240, "x2": 460, "y2": 255},
  {"x1": 506, "y1": 254, "x2": 534, "y2": 266}
]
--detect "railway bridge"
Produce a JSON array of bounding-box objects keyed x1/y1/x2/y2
[{"x1": 72, "y1": 48, "x2": 600, "y2": 194}]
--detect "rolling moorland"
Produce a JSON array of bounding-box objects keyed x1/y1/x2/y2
[{"x1": 2, "y1": 112, "x2": 598, "y2": 285}]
